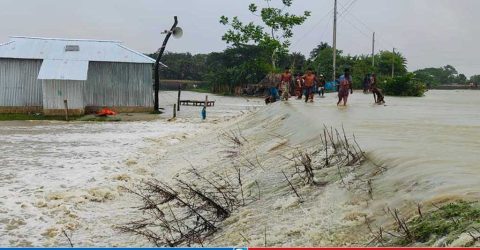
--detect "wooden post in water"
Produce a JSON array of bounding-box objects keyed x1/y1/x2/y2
[
  {"x1": 204, "y1": 95, "x2": 208, "y2": 108},
  {"x1": 173, "y1": 104, "x2": 177, "y2": 118},
  {"x1": 63, "y1": 99, "x2": 69, "y2": 121},
  {"x1": 177, "y1": 84, "x2": 181, "y2": 111}
]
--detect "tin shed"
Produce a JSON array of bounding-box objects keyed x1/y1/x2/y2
[{"x1": 0, "y1": 36, "x2": 160, "y2": 115}]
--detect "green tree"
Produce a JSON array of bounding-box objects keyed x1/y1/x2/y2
[
  {"x1": 219, "y1": 0, "x2": 310, "y2": 70},
  {"x1": 204, "y1": 45, "x2": 272, "y2": 94},
  {"x1": 147, "y1": 52, "x2": 208, "y2": 80},
  {"x1": 375, "y1": 50, "x2": 408, "y2": 77},
  {"x1": 470, "y1": 75, "x2": 480, "y2": 84},
  {"x1": 307, "y1": 43, "x2": 343, "y2": 81},
  {"x1": 349, "y1": 55, "x2": 375, "y2": 88},
  {"x1": 309, "y1": 42, "x2": 330, "y2": 59},
  {"x1": 414, "y1": 65, "x2": 463, "y2": 86},
  {"x1": 278, "y1": 52, "x2": 306, "y2": 74},
  {"x1": 456, "y1": 74, "x2": 467, "y2": 84},
  {"x1": 380, "y1": 73, "x2": 427, "y2": 97}
]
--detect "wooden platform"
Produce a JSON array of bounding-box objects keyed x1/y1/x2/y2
[{"x1": 179, "y1": 100, "x2": 215, "y2": 107}]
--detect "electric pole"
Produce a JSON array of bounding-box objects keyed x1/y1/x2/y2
[
  {"x1": 391, "y1": 47, "x2": 396, "y2": 78},
  {"x1": 332, "y1": 0, "x2": 337, "y2": 81},
  {"x1": 372, "y1": 32, "x2": 375, "y2": 68}
]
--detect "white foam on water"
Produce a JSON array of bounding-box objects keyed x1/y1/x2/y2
[
  {"x1": 1, "y1": 90, "x2": 479, "y2": 246},
  {"x1": 0, "y1": 92, "x2": 263, "y2": 246}
]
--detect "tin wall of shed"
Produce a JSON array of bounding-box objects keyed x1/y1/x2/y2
[
  {"x1": 84, "y1": 62, "x2": 153, "y2": 108},
  {"x1": 42, "y1": 80, "x2": 85, "y2": 111},
  {"x1": 0, "y1": 58, "x2": 43, "y2": 107}
]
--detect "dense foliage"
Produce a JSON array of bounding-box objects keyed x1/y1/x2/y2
[
  {"x1": 147, "y1": 0, "x2": 477, "y2": 96},
  {"x1": 470, "y1": 75, "x2": 480, "y2": 84},
  {"x1": 147, "y1": 52, "x2": 208, "y2": 80},
  {"x1": 204, "y1": 45, "x2": 273, "y2": 93},
  {"x1": 380, "y1": 73, "x2": 427, "y2": 97},
  {"x1": 413, "y1": 65, "x2": 467, "y2": 87},
  {"x1": 305, "y1": 42, "x2": 408, "y2": 88},
  {"x1": 148, "y1": 43, "x2": 411, "y2": 94}
]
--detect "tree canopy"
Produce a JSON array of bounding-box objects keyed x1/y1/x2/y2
[
  {"x1": 413, "y1": 65, "x2": 468, "y2": 87},
  {"x1": 219, "y1": 0, "x2": 310, "y2": 70},
  {"x1": 149, "y1": 42, "x2": 411, "y2": 93}
]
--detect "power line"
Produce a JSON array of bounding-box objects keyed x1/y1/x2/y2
[
  {"x1": 337, "y1": 1, "x2": 398, "y2": 52},
  {"x1": 336, "y1": 1, "x2": 396, "y2": 52},
  {"x1": 338, "y1": 0, "x2": 358, "y2": 18},
  {"x1": 341, "y1": 10, "x2": 397, "y2": 50},
  {"x1": 291, "y1": 7, "x2": 334, "y2": 49}
]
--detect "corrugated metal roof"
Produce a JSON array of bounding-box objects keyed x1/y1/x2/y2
[
  {"x1": 0, "y1": 36, "x2": 158, "y2": 64},
  {"x1": 38, "y1": 59, "x2": 89, "y2": 81}
]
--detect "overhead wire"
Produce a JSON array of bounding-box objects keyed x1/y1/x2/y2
[
  {"x1": 337, "y1": 0, "x2": 397, "y2": 52},
  {"x1": 344, "y1": 1, "x2": 397, "y2": 51},
  {"x1": 341, "y1": 9, "x2": 397, "y2": 51},
  {"x1": 338, "y1": 0, "x2": 358, "y2": 18},
  {"x1": 291, "y1": 7, "x2": 334, "y2": 50}
]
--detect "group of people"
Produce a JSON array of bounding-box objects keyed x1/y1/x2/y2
[
  {"x1": 266, "y1": 67, "x2": 385, "y2": 106},
  {"x1": 266, "y1": 67, "x2": 327, "y2": 104}
]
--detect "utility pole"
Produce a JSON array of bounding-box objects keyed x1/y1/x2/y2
[
  {"x1": 332, "y1": 0, "x2": 338, "y2": 81},
  {"x1": 391, "y1": 47, "x2": 396, "y2": 78},
  {"x1": 372, "y1": 32, "x2": 375, "y2": 67}
]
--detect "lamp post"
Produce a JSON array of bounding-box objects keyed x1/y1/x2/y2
[{"x1": 153, "y1": 16, "x2": 182, "y2": 113}]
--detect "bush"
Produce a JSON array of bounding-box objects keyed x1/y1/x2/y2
[{"x1": 380, "y1": 73, "x2": 427, "y2": 97}]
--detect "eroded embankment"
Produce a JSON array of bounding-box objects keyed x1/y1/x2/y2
[{"x1": 123, "y1": 94, "x2": 480, "y2": 247}]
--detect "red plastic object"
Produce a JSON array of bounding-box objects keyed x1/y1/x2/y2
[{"x1": 96, "y1": 108, "x2": 117, "y2": 116}]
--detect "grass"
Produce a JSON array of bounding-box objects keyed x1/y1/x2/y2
[
  {"x1": 393, "y1": 201, "x2": 480, "y2": 246},
  {"x1": 0, "y1": 113, "x2": 79, "y2": 121},
  {"x1": 76, "y1": 115, "x2": 122, "y2": 122}
]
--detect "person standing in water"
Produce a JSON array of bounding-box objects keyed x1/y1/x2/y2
[
  {"x1": 294, "y1": 73, "x2": 303, "y2": 99},
  {"x1": 363, "y1": 74, "x2": 371, "y2": 94},
  {"x1": 337, "y1": 68, "x2": 353, "y2": 106},
  {"x1": 370, "y1": 73, "x2": 385, "y2": 104},
  {"x1": 303, "y1": 68, "x2": 317, "y2": 103},
  {"x1": 280, "y1": 67, "x2": 292, "y2": 101},
  {"x1": 201, "y1": 106, "x2": 207, "y2": 120},
  {"x1": 318, "y1": 74, "x2": 326, "y2": 97}
]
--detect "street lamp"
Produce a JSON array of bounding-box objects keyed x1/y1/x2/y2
[{"x1": 153, "y1": 16, "x2": 183, "y2": 113}]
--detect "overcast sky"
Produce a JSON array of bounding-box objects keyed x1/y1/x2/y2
[{"x1": 1, "y1": 0, "x2": 479, "y2": 76}]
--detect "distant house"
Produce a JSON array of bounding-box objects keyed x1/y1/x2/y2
[{"x1": 0, "y1": 36, "x2": 162, "y2": 115}]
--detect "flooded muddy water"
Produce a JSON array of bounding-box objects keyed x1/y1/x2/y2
[
  {"x1": 0, "y1": 90, "x2": 478, "y2": 246},
  {"x1": 287, "y1": 90, "x2": 480, "y2": 205},
  {"x1": 0, "y1": 92, "x2": 262, "y2": 246},
  {"x1": 204, "y1": 90, "x2": 480, "y2": 246}
]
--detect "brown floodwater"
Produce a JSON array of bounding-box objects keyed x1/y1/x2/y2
[{"x1": 0, "y1": 90, "x2": 478, "y2": 246}]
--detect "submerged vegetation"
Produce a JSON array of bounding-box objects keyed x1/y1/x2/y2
[
  {"x1": 369, "y1": 201, "x2": 480, "y2": 247},
  {"x1": 380, "y1": 73, "x2": 427, "y2": 97},
  {"x1": 121, "y1": 126, "x2": 370, "y2": 246},
  {"x1": 403, "y1": 201, "x2": 480, "y2": 245}
]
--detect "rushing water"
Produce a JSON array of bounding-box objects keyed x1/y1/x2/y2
[
  {"x1": 0, "y1": 90, "x2": 478, "y2": 246},
  {"x1": 288, "y1": 90, "x2": 480, "y2": 205},
  {"x1": 204, "y1": 89, "x2": 480, "y2": 246},
  {"x1": 254, "y1": 90, "x2": 480, "y2": 205},
  {"x1": 0, "y1": 92, "x2": 263, "y2": 247}
]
